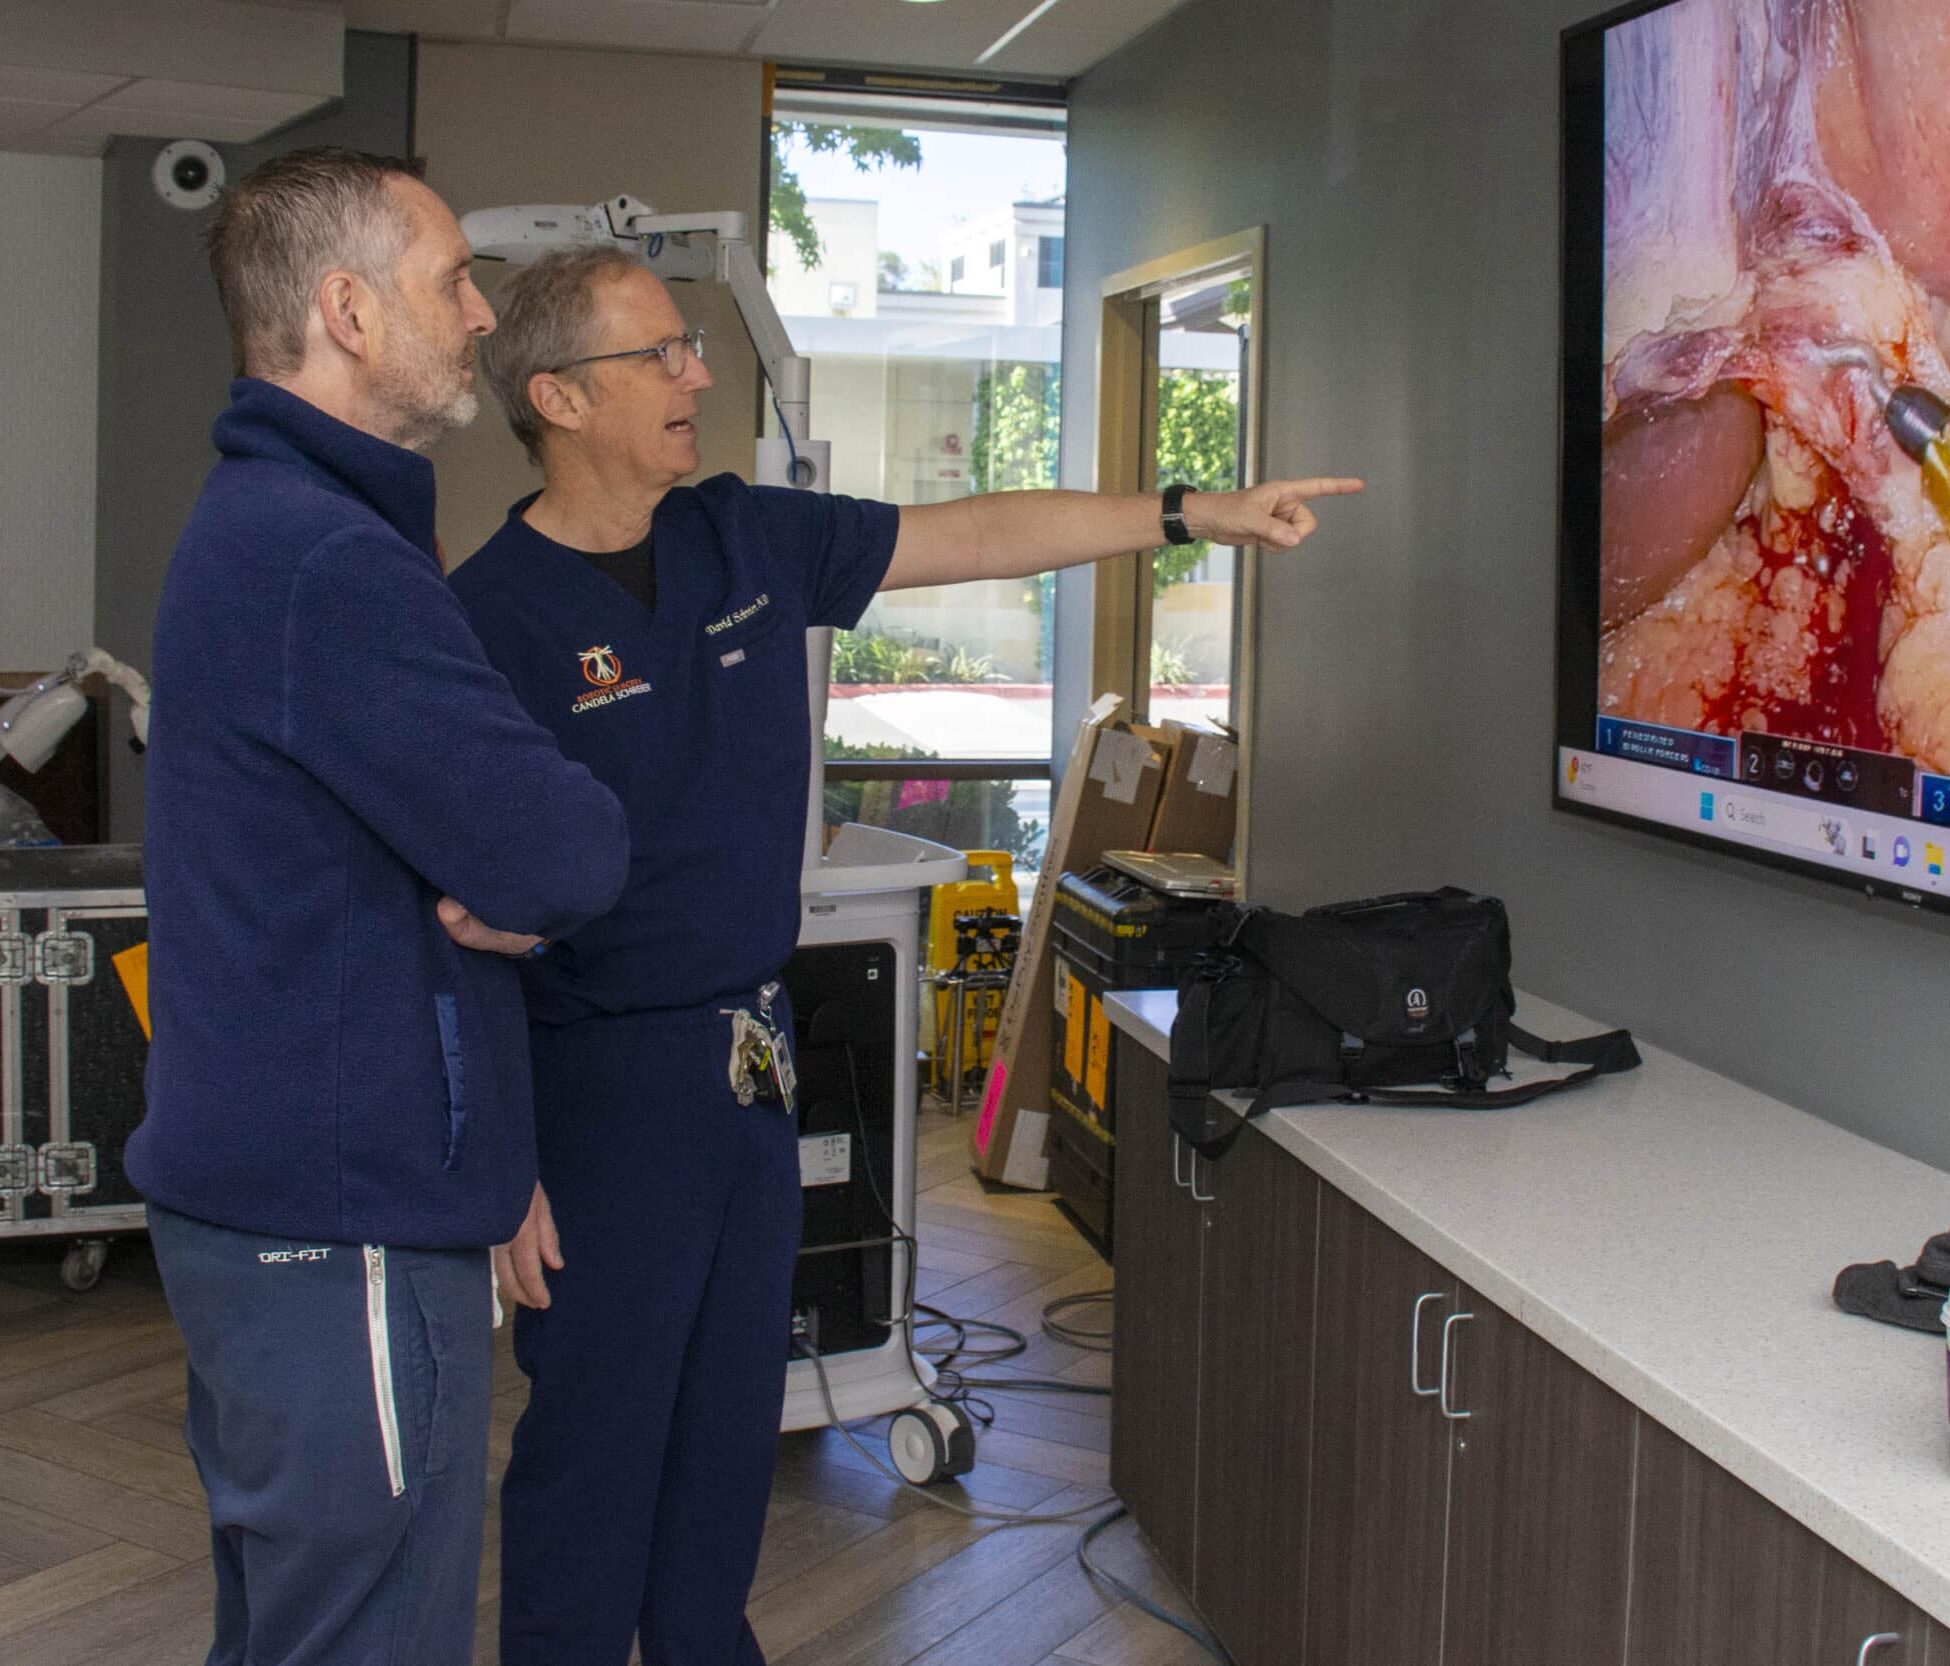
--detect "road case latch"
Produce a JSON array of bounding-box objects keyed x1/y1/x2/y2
[
  {"x1": 38, "y1": 1142, "x2": 97, "y2": 1197},
  {"x1": 0, "y1": 1146, "x2": 32, "y2": 1196},
  {"x1": 34, "y1": 931, "x2": 94, "y2": 987},
  {"x1": 0, "y1": 934, "x2": 31, "y2": 985}
]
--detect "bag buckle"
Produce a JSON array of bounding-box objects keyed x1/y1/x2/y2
[
  {"x1": 1446, "y1": 1026, "x2": 1485, "y2": 1090},
  {"x1": 1338, "y1": 1032, "x2": 1365, "y2": 1069}
]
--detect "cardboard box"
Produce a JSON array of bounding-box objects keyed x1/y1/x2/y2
[
  {"x1": 971, "y1": 696, "x2": 1167, "y2": 1187},
  {"x1": 1147, "y1": 722, "x2": 1238, "y2": 861}
]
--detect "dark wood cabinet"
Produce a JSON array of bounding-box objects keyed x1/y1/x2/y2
[
  {"x1": 1109, "y1": 1034, "x2": 1205, "y2": 1586},
  {"x1": 1441, "y1": 1286, "x2": 1637, "y2": 1666},
  {"x1": 1627, "y1": 1416, "x2": 1930, "y2": 1666},
  {"x1": 1106, "y1": 1040, "x2": 1950, "y2": 1665},
  {"x1": 1304, "y1": 1181, "x2": 1457, "y2": 1665},
  {"x1": 1193, "y1": 1123, "x2": 1318, "y2": 1666}
]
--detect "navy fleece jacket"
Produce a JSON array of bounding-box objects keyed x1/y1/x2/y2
[{"x1": 125, "y1": 381, "x2": 630, "y2": 1248}]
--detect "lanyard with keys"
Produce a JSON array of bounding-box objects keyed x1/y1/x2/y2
[{"x1": 722, "y1": 981, "x2": 796, "y2": 1112}]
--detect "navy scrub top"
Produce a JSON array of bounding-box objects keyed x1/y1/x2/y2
[{"x1": 450, "y1": 473, "x2": 900, "y2": 1022}]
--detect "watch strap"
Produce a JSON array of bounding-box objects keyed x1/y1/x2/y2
[{"x1": 1161, "y1": 483, "x2": 1197, "y2": 546}]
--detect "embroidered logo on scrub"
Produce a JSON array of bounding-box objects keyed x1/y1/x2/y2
[
  {"x1": 572, "y1": 644, "x2": 651, "y2": 715},
  {"x1": 258, "y1": 1248, "x2": 331, "y2": 1264},
  {"x1": 580, "y1": 645, "x2": 623, "y2": 687}
]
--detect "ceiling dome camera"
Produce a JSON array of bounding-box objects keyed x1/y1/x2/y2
[{"x1": 152, "y1": 140, "x2": 225, "y2": 211}]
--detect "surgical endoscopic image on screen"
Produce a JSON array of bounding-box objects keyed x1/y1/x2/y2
[
  {"x1": 1559, "y1": 0, "x2": 1950, "y2": 901},
  {"x1": 1600, "y1": 0, "x2": 1950, "y2": 769}
]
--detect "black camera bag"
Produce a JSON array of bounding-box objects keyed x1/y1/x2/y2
[{"x1": 1168, "y1": 888, "x2": 1639, "y2": 1158}]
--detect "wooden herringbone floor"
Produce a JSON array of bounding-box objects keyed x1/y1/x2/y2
[{"x1": 0, "y1": 1107, "x2": 1209, "y2": 1665}]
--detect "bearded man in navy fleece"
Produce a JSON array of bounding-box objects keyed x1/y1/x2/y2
[{"x1": 124, "y1": 148, "x2": 629, "y2": 1666}]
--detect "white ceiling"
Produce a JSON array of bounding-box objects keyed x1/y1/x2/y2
[
  {"x1": 342, "y1": 0, "x2": 1194, "y2": 80},
  {"x1": 0, "y1": 0, "x2": 1185, "y2": 159},
  {"x1": 0, "y1": 1, "x2": 343, "y2": 156}
]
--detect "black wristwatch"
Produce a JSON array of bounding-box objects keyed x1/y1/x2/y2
[{"x1": 1161, "y1": 483, "x2": 1197, "y2": 546}]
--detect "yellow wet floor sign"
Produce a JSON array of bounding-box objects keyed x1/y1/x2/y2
[{"x1": 112, "y1": 941, "x2": 151, "y2": 1040}]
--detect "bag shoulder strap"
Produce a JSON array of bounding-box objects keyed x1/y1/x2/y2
[
  {"x1": 1246, "y1": 1024, "x2": 1641, "y2": 1115},
  {"x1": 1167, "y1": 972, "x2": 1253, "y2": 1160}
]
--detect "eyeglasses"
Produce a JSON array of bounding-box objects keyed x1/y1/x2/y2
[{"x1": 551, "y1": 329, "x2": 704, "y2": 379}]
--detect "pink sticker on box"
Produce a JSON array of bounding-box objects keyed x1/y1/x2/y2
[{"x1": 975, "y1": 1062, "x2": 1009, "y2": 1151}]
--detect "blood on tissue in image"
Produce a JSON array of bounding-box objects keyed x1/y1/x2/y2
[{"x1": 1598, "y1": 0, "x2": 1950, "y2": 773}]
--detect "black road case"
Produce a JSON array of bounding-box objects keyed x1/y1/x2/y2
[
  {"x1": 0, "y1": 845, "x2": 148, "y2": 1289},
  {"x1": 1048, "y1": 865, "x2": 1221, "y2": 1258}
]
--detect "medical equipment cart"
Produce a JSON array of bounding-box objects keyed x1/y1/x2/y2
[
  {"x1": 783, "y1": 823, "x2": 978, "y2": 1484},
  {"x1": 0, "y1": 844, "x2": 149, "y2": 1291}
]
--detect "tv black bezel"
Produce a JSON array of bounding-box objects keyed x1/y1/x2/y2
[{"x1": 1552, "y1": 0, "x2": 1949, "y2": 916}]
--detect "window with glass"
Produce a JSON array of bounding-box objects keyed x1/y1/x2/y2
[
  {"x1": 765, "y1": 85, "x2": 1067, "y2": 878},
  {"x1": 1151, "y1": 269, "x2": 1249, "y2": 724},
  {"x1": 1037, "y1": 235, "x2": 1064, "y2": 290}
]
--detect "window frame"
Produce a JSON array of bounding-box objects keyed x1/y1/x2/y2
[{"x1": 1092, "y1": 226, "x2": 1267, "y2": 883}]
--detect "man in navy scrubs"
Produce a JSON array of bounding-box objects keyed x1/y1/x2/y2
[
  {"x1": 130, "y1": 153, "x2": 630, "y2": 1666},
  {"x1": 453, "y1": 245, "x2": 1361, "y2": 1666}
]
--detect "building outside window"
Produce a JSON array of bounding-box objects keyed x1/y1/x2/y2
[{"x1": 988, "y1": 237, "x2": 1006, "y2": 269}]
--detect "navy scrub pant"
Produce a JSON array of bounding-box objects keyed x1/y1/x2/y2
[
  {"x1": 499, "y1": 1002, "x2": 803, "y2": 1666},
  {"x1": 145, "y1": 1203, "x2": 494, "y2": 1666}
]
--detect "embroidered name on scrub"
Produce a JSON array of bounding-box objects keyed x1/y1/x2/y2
[
  {"x1": 704, "y1": 593, "x2": 770, "y2": 636},
  {"x1": 572, "y1": 644, "x2": 653, "y2": 715}
]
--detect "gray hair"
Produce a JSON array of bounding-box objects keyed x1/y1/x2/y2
[
  {"x1": 479, "y1": 247, "x2": 641, "y2": 464},
  {"x1": 205, "y1": 146, "x2": 423, "y2": 379}
]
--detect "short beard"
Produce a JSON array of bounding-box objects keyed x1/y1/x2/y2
[{"x1": 369, "y1": 295, "x2": 477, "y2": 452}]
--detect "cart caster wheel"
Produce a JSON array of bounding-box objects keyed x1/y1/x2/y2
[
  {"x1": 61, "y1": 1240, "x2": 109, "y2": 1293},
  {"x1": 888, "y1": 1402, "x2": 977, "y2": 1485}
]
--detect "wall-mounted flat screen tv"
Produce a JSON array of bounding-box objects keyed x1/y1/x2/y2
[{"x1": 1558, "y1": 0, "x2": 1950, "y2": 912}]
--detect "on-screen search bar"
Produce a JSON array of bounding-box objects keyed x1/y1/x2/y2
[{"x1": 1715, "y1": 794, "x2": 1849, "y2": 859}]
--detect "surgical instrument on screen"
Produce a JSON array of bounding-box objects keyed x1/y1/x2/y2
[
  {"x1": 1812, "y1": 342, "x2": 1950, "y2": 528},
  {"x1": 1882, "y1": 382, "x2": 1950, "y2": 527}
]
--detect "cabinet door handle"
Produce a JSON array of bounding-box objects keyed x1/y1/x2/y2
[
  {"x1": 1439, "y1": 1311, "x2": 1475, "y2": 1421},
  {"x1": 1410, "y1": 1291, "x2": 1448, "y2": 1397},
  {"x1": 1172, "y1": 1134, "x2": 1190, "y2": 1191},
  {"x1": 1189, "y1": 1147, "x2": 1215, "y2": 1203},
  {"x1": 1857, "y1": 1634, "x2": 1901, "y2": 1665}
]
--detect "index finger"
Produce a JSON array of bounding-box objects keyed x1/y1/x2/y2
[{"x1": 1288, "y1": 477, "x2": 1366, "y2": 497}]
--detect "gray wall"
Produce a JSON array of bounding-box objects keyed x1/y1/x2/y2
[
  {"x1": 0, "y1": 152, "x2": 100, "y2": 672},
  {"x1": 93, "y1": 31, "x2": 412, "y2": 840},
  {"x1": 1065, "y1": 0, "x2": 1950, "y2": 1170}
]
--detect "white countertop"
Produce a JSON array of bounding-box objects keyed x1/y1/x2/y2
[{"x1": 1106, "y1": 986, "x2": 1950, "y2": 1622}]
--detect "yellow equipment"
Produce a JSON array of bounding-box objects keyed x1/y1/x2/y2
[{"x1": 925, "y1": 851, "x2": 1018, "y2": 1094}]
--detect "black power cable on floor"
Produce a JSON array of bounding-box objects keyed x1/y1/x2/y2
[
  {"x1": 1077, "y1": 1505, "x2": 1235, "y2": 1665},
  {"x1": 1042, "y1": 1288, "x2": 1113, "y2": 1351}
]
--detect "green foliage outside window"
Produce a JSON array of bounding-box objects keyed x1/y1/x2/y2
[
  {"x1": 829, "y1": 628, "x2": 1001, "y2": 686},
  {"x1": 1152, "y1": 369, "x2": 1243, "y2": 593},
  {"x1": 971, "y1": 362, "x2": 1240, "y2": 599}
]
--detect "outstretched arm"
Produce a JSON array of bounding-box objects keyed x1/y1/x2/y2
[{"x1": 881, "y1": 478, "x2": 1364, "y2": 592}]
